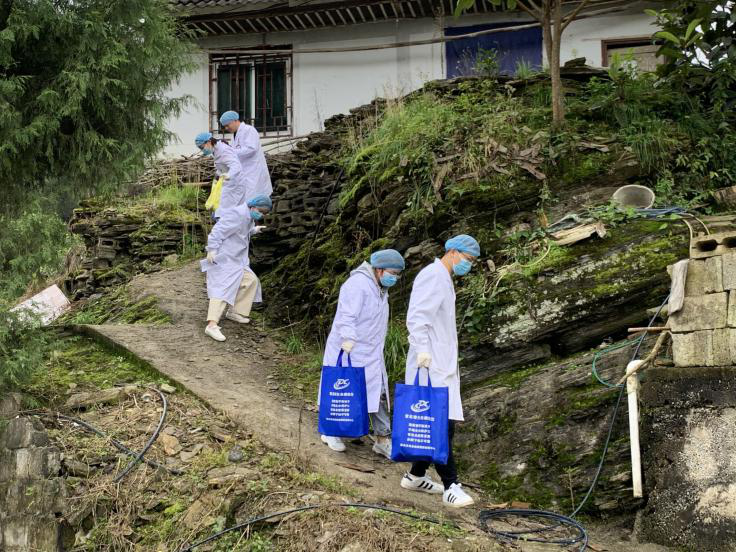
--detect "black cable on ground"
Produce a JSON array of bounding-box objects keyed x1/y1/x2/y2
[
  {"x1": 113, "y1": 387, "x2": 168, "y2": 482},
  {"x1": 478, "y1": 295, "x2": 670, "y2": 552},
  {"x1": 36, "y1": 408, "x2": 182, "y2": 476},
  {"x1": 181, "y1": 502, "x2": 451, "y2": 551}
]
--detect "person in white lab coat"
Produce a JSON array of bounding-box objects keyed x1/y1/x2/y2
[
  {"x1": 194, "y1": 131, "x2": 248, "y2": 215},
  {"x1": 219, "y1": 111, "x2": 273, "y2": 200},
  {"x1": 399, "y1": 234, "x2": 480, "y2": 509},
  {"x1": 319, "y1": 249, "x2": 406, "y2": 458},
  {"x1": 200, "y1": 195, "x2": 273, "y2": 342}
]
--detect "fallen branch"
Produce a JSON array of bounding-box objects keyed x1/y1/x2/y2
[{"x1": 617, "y1": 331, "x2": 671, "y2": 385}]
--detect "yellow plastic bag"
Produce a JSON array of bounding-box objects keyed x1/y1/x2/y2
[{"x1": 205, "y1": 175, "x2": 225, "y2": 211}]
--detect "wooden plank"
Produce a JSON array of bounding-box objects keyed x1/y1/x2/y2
[{"x1": 552, "y1": 222, "x2": 607, "y2": 246}]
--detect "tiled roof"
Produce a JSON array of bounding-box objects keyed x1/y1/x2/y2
[{"x1": 171, "y1": 0, "x2": 263, "y2": 6}]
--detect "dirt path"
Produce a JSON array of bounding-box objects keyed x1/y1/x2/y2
[
  {"x1": 76, "y1": 261, "x2": 673, "y2": 551},
  {"x1": 78, "y1": 262, "x2": 466, "y2": 515}
]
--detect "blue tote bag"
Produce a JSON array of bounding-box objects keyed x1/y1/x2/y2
[
  {"x1": 318, "y1": 351, "x2": 369, "y2": 438},
  {"x1": 391, "y1": 368, "x2": 449, "y2": 464}
]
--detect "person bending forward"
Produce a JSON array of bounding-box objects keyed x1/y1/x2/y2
[
  {"x1": 400, "y1": 234, "x2": 480, "y2": 509},
  {"x1": 319, "y1": 249, "x2": 405, "y2": 459}
]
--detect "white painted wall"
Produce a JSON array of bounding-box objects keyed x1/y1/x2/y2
[
  {"x1": 162, "y1": 9, "x2": 658, "y2": 158},
  {"x1": 164, "y1": 52, "x2": 210, "y2": 158},
  {"x1": 562, "y1": 12, "x2": 660, "y2": 67}
]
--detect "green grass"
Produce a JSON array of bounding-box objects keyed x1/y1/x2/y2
[{"x1": 27, "y1": 335, "x2": 169, "y2": 406}]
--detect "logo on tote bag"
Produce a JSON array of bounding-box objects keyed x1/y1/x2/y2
[
  {"x1": 410, "y1": 400, "x2": 430, "y2": 413},
  {"x1": 333, "y1": 378, "x2": 350, "y2": 391}
]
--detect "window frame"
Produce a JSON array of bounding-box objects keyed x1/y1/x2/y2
[
  {"x1": 209, "y1": 49, "x2": 294, "y2": 138},
  {"x1": 601, "y1": 37, "x2": 661, "y2": 68}
]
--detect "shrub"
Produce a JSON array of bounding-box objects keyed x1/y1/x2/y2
[
  {"x1": 0, "y1": 308, "x2": 50, "y2": 392},
  {"x1": 0, "y1": 207, "x2": 78, "y2": 304}
]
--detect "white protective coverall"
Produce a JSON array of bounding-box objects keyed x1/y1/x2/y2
[
  {"x1": 200, "y1": 204, "x2": 262, "y2": 306},
  {"x1": 321, "y1": 262, "x2": 390, "y2": 415},
  {"x1": 405, "y1": 258, "x2": 463, "y2": 421},
  {"x1": 213, "y1": 141, "x2": 247, "y2": 215},
  {"x1": 233, "y1": 123, "x2": 273, "y2": 200}
]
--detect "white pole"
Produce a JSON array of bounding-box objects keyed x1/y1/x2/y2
[{"x1": 626, "y1": 360, "x2": 644, "y2": 498}]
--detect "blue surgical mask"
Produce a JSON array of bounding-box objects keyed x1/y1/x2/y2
[
  {"x1": 201, "y1": 147, "x2": 213, "y2": 157},
  {"x1": 453, "y1": 259, "x2": 472, "y2": 277},
  {"x1": 380, "y1": 274, "x2": 398, "y2": 288},
  {"x1": 251, "y1": 209, "x2": 263, "y2": 220}
]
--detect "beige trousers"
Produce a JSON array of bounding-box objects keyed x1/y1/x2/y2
[{"x1": 207, "y1": 270, "x2": 259, "y2": 323}]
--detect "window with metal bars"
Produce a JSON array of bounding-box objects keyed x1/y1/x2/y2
[{"x1": 209, "y1": 51, "x2": 293, "y2": 136}]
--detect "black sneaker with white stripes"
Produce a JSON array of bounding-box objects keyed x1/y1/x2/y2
[
  {"x1": 442, "y1": 483, "x2": 474, "y2": 508},
  {"x1": 400, "y1": 472, "x2": 444, "y2": 495}
]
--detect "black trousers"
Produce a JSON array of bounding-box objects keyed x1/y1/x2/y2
[{"x1": 409, "y1": 420, "x2": 457, "y2": 490}]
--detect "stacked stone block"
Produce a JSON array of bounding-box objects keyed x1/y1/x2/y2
[
  {"x1": 0, "y1": 406, "x2": 66, "y2": 552},
  {"x1": 670, "y1": 232, "x2": 736, "y2": 367}
]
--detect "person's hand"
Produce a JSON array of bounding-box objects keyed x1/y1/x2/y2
[
  {"x1": 252, "y1": 226, "x2": 267, "y2": 235},
  {"x1": 207, "y1": 250, "x2": 217, "y2": 264},
  {"x1": 341, "y1": 340, "x2": 355, "y2": 354},
  {"x1": 417, "y1": 352, "x2": 432, "y2": 368},
  {"x1": 221, "y1": 173, "x2": 230, "y2": 180}
]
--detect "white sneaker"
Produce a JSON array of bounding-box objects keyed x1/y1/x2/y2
[
  {"x1": 443, "y1": 483, "x2": 474, "y2": 508},
  {"x1": 400, "y1": 472, "x2": 444, "y2": 495},
  {"x1": 372, "y1": 439, "x2": 392, "y2": 459},
  {"x1": 225, "y1": 312, "x2": 250, "y2": 324},
  {"x1": 205, "y1": 325, "x2": 226, "y2": 342},
  {"x1": 320, "y1": 435, "x2": 346, "y2": 452}
]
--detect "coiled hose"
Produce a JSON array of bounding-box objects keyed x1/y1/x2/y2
[{"x1": 35, "y1": 386, "x2": 180, "y2": 478}]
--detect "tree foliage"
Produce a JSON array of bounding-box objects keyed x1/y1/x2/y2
[
  {"x1": 453, "y1": 0, "x2": 623, "y2": 125},
  {"x1": 0, "y1": 0, "x2": 198, "y2": 213},
  {"x1": 649, "y1": 1, "x2": 736, "y2": 118}
]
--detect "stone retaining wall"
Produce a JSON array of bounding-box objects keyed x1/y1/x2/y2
[
  {"x1": 639, "y1": 367, "x2": 736, "y2": 550},
  {"x1": 0, "y1": 396, "x2": 66, "y2": 552}
]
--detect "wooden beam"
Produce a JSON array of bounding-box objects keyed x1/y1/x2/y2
[
  {"x1": 313, "y1": 11, "x2": 327, "y2": 26},
  {"x1": 366, "y1": 4, "x2": 378, "y2": 20},
  {"x1": 303, "y1": 12, "x2": 317, "y2": 27},
  {"x1": 293, "y1": 13, "x2": 308, "y2": 29},
  {"x1": 345, "y1": 7, "x2": 358, "y2": 23},
  {"x1": 325, "y1": 9, "x2": 337, "y2": 26},
  {"x1": 407, "y1": 1, "x2": 417, "y2": 18}
]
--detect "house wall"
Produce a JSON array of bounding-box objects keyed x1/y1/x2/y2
[{"x1": 162, "y1": 8, "x2": 658, "y2": 158}]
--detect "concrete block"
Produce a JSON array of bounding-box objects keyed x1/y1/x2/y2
[
  {"x1": 672, "y1": 331, "x2": 707, "y2": 367},
  {"x1": 708, "y1": 328, "x2": 732, "y2": 366},
  {"x1": 669, "y1": 292, "x2": 728, "y2": 332},
  {"x1": 690, "y1": 231, "x2": 736, "y2": 259},
  {"x1": 676, "y1": 258, "x2": 724, "y2": 296},
  {"x1": 0, "y1": 418, "x2": 49, "y2": 450},
  {"x1": 2, "y1": 518, "x2": 29, "y2": 549},
  {"x1": 723, "y1": 252, "x2": 736, "y2": 290},
  {"x1": 730, "y1": 291, "x2": 736, "y2": 327},
  {"x1": 0, "y1": 447, "x2": 60, "y2": 482}
]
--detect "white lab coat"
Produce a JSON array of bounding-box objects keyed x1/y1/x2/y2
[
  {"x1": 321, "y1": 262, "x2": 390, "y2": 414},
  {"x1": 213, "y1": 141, "x2": 247, "y2": 215},
  {"x1": 233, "y1": 123, "x2": 272, "y2": 200},
  {"x1": 200, "y1": 204, "x2": 262, "y2": 305},
  {"x1": 406, "y1": 259, "x2": 463, "y2": 421}
]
